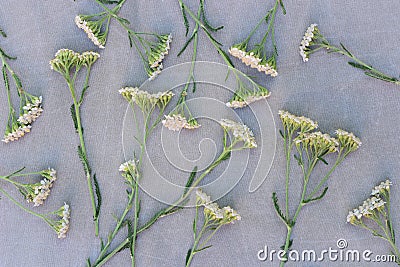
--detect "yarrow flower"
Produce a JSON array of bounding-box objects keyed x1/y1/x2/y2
[
  {"x1": 278, "y1": 110, "x2": 318, "y2": 133},
  {"x1": 119, "y1": 160, "x2": 137, "y2": 173},
  {"x1": 335, "y1": 129, "x2": 362, "y2": 151},
  {"x1": 226, "y1": 90, "x2": 271, "y2": 109},
  {"x1": 50, "y1": 49, "x2": 100, "y2": 74},
  {"x1": 296, "y1": 131, "x2": 339, "y2": 155},
  {"x1": 118, "y1": 87, "x2": 174, "y2": 112},
  {"x1": 371, "y1": 179, "x2": 392, "y2": 196},
  {"x1": 148, "y1": 34, "x2": 172, "y2": 69},
  {"x1": 219, "y1": 119, "x2": 257, "y2": 148},
  {"x1": 229, "y1": 44, "x2": 278, "y2": 77},
  {"x1": 2, "y1": 95, "x2": 43, "y2": 143},
  {"x1": 299, "y1": 23, "x2": 318, "y2": 62},
  {"x1": 28, "y1": 168, "x2": 57, "y2": 207},
  {"x1": 75, "y1": 15, "x2": 106, "y2": 49},
  {"x1": 54, "y1": 203, "x2": 71, "y2": 239},
  {"x1": 162, "y1": 114, "x2": 200, "y2": 131}
]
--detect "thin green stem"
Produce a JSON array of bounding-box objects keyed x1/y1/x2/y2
[{"x1": 66, "y1": 77, "x2": 99, "y2": 236}]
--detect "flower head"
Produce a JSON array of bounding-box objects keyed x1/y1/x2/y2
[
  {"x1": 371, "y1": 180, "x2": 392, "y2": 196},
  {"x1": 278, "y1": 110, "x2": 318, "y2": 133},
  {"x1": 54, "y1": 203, "x2": 71, "y2": 239},
  {"x1": 17, "y1": 96, "x2": 43, "y2": 125},
  {"x1": 296, "y1": 131, "x2": 339, "y2": 155},
  {"x1": 347, "y1": 195, "x2": 386, "y2": 224},
  {"x1": 119, "y1": 160, "x2": 136, "y2": 173},
  {"x1": 228, "y1": 43, "x2": 247, "y2": 60},
  {"x1": 79, "y1": 51, "x2": 100, "y2": 67},
  {"x1": 162, "y1": 114, "x2": 200, "y2": 131},
  {"x1": 299, "y1": 23, "x2": 319, "y2": 62},
  {"x1": 75, "y1": 15, "x2": 106, "y2": 49},
  {"x1": 335, "y1": 129, "x2": 362, "y2": 152},
  {"x1": 2, "y1": 122, "x2": 32, "y2": 143},
  {"x1": 148, "y1": 34, "x2": 172, "y2": 68},
  {"x1": 196, "y1": 189, "x2": 211, "y2": 205},
  {"x1": 219, "y1": 119, "x2": 257, "y2": 148},
  {"x1": 50, "y1": 49, "x2": 81, "y2": 74},
  {"x1": 23, "y1": 168, "x2": 57, "y2": 207},
  {"x1": 119, "y1": 87, "x2": 174, "y2": 112},
  {"x1": 226, "y1": 90, "x2": 270, "y2": 109}
]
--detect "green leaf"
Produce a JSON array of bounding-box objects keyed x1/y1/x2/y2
[
  {"x1": 272, "y1": 192, "x2": 293, "y2": 227},
  {"x1": 2, "y1": 65, "x2": 10, "y2": 95},
  {"x1": 78, "y1": 85, "x2": 89, "y2": 106},
  {"x1": 279, "y1": 130, "x2": 284, "y2": 139},
  {"x1": 195, "y1": 245, "x2": 212, "y2": 253},
  {"x1": 184, "y1": 166, "x2": 198, "y2": 195},
  {"x1": 98, "y1": 0, "x2": 120, "y2": 4},
  {"x1": 365, "y1": 71, "x2": 398, "y2": 83},
  {"x1": 0, "y1": 47, "x2": 16, "y2": 60},
  {"x1": 220, "y1": 151, "x2": 231, "y2": 161},
  {"x1": 200, "y1": 0, "x2": 223, "y2": 32},
  {"x1": 86, "y1": 258, "x2": 91, "y2": 267},
  {"x1": 128, "y1": 34, "x2": 133, "y2": 48},
  {"x1": 293, "y1": 154, "x2": 302, "y2": 166},
  {"x1": 179, "y1": 1, "x2": 190, "y2": 37},
  {"x1": 192, "y1": 217, "x2": 197, "y2": 237},
  {"x1": 12, "y1": 73, "x2": 23, "y2": 93},
  {"x1": 77, "y1": 145, "x2": 91, "y2": 175},
  {"x1": 218, "y1": 48, "x2": 234, "y2": 67},
  {"x1": 317, "y1": 157, "x2": 328, "y2": 165},
  {"x1": 0, "y1": 28, "x2": 6, "y2": 38},
  {"x1": 93, "y1": 173, "x2": 102, "y2": 218},
  {"x1": 348, "y1": 61, "x2": 372, "y2": 71},
  {"x1": 70, "y1": 104, "x2": 79, "y2": 132},
  {"x1": 177, "y1": 31, "x2": 196, "y2": 57},
  {"x1": 280, "y1": 239, "x2": 293, "y2": 251},
  {"x1": 303, "y1": 187, "x2": 328, "y2": 204},
  {"x1": 278, "y1": 0, "x2": 287, "y2": 15},
  {"x1": 339, "y1": 43, "x2": 353, "y2": 57},
  {"x1": 202, "y1": 27, "x2": 223, "y2": 47},
  {"x1": 185, "y1": 248, "x2": 192, "y2": 265}
]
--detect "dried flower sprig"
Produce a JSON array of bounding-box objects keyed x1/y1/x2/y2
[
  {"x1": 347, "y1": 180, "x2": 400, "y2": 265},
  {"x1": 185, "y1": 189, "x2": 241, "y2": 266},
  {"x1": 0, "y1": 179, "x2": 70, "y2": 239},
  {"x1": 50, "y1": 49, "x2": 101, "y2": 236},
  {"x1": 229, "y1": 0, "x2": 286, "y2": 77},
  {"x1": 77, "y1": 0, "x2": 172, "y2": 80},
  {"x1": 1, "y1": 31, "x2": 43, "y2": 143},
  {"x1": 0, "y1": 167, "x2": 57, "y2": 206},
  {"x1": 300, "y1": 23, "x2": 400, "y2": 85},
  {"x1": 273, "y1": 110, "x2": 361, "y2": 266},
  {"x1": 90, "y1": 119, "x2": 257, "y2": 266},
  {"x1": 178, "y1": 0, "x2": 270, "y2": 109}
]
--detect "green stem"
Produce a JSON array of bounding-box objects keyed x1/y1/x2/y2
[
  {"x1": 0, "y1": 186, "x2": 53, "y2": 226},
  {"x1": 284, "y1": 131, "x2": 292, "y2": 218},
  {"x1": 67, "y1": 79, "x2": 99, "y2": 236},
  {"x1": 186, "y1": 220, "x2": 208, "y2": 267}
]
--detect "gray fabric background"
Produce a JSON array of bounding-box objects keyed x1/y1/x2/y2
[{"x1": 0, "y1": 0, "x2": 399, "y2": 266}]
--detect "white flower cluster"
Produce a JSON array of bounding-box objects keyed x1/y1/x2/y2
[
  {"x1": 162, "y1": 114, "x2": 200, "y2": 131},
  {"x1": 347, "y1": 196, "x2": 385, "y2": 223},
  {"x1": 196, "y1": 189, "x2": 241, "y2": 224},
  {"x1": 56, "y1": 203, "x2": 71, "y2": 239},
  {"x1": 371, "y1": 180, "x2": 392, "y2": 195},
  {"x1": 119, "y1": 87, "x2": 174, "y2": 109},
  {"x1": 75, "y1": 15, "x2": 105, "y2": 49},
  {"x1": 149, "y1": 34, "x2": 172, "y2": 68},
  {"x1": 296, "y1": 131, "x2": 339, "y2": 154},
  {"x1": 278, "y1": 110, "x2": 318, "y2": 133},
  {"x1": 219, "y1": 119, "x2": 257, "y2": 148},
  {"x1": 299, "y1": 23, "x2": 318, "y2": 62},
  {"x1": 50, "y1": 49, "x2": 100, "y2": 72},
  {"x1": 119, "y1": 160, "x2": 136, "y2": 173},
  {"x1": 28, "y1": 168, "x2": 57, "y2": 207},
  {"x1": 2, "y1": 96, "x2": 43, "y2": 143},
  {"x1": 229, "y1": 46, "x2": 278, "y2": 77},
  {"x1": 147, "y1": 34, "x2": 172, "y2": 81},
  {"x1": 347, "y1": 180, "x2": 392, "y2": 224},
  {"x1": 335, "y1": 129, "x2": 362, "y2": 151},
  {"x1": 226, "y1": 92, "x2": 271, "y2": 109}
]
